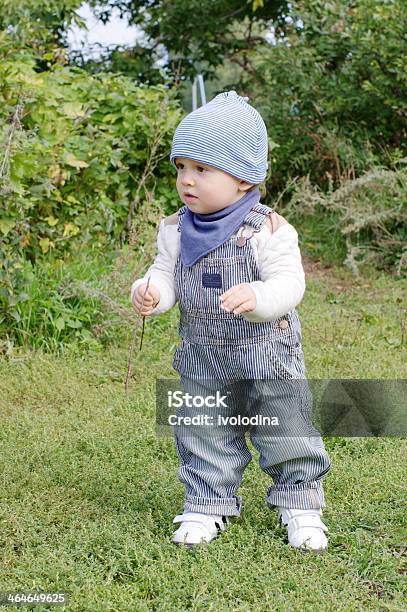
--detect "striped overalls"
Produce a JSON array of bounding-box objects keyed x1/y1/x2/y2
[{"x1": 172, "y1": 203, "x2": 331, "y2": 516}]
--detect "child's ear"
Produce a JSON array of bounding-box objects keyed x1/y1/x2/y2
[{"x1": 239, "y1": 181, "x2": 254, "y2": 192}]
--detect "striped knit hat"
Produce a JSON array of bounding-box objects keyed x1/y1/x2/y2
[{"x1": 170, "y1": 91, "x2": 268, "y2": 184}]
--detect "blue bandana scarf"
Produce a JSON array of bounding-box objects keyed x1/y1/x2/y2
[{"x1": 180, "y1": 187, "x2": 261, "y2": 267}]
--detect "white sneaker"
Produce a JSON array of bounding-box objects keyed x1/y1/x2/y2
[
  {"x1": 278, "y1": 507, "x2": 328, "y2": 553},
  {"x1": 172, "y1": 512, "x2": 230, "y2": 547}
]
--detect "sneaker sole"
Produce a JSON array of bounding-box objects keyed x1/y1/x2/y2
[
  {"x1": 294, "y1": 544, "x2": 327, "y2": 555},
  {"x1": 172, "y1": 534, "x2": 218, "y2": 549}
]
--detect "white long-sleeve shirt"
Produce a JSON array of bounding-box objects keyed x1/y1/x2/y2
[{"x1": 130, "y1": 212, "x2": 306, "y2": 322}]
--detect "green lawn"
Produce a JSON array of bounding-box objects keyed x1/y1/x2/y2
[{"x1": 0, "y1": 259, "x2": 405, "y2": 611}]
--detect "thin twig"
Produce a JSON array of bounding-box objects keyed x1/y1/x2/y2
[
  {"x1": 124, "y1": 276, "x2": 151, "y2": 399},
  {"x1": 0, "y1": 99, "x2": 24, "y2": 181},
  {"x1": 349, "y1": 317, "x2": 364, "y2": 348},
  {"x1": 126, "y1": 91, "x2": 176, "y2": 234},
  {"x1": 139, "y1": 316, "x2": 147, "y2": 352},
  {"x1": 139, "y1": 276, "x2": 151, "y2": 352}
]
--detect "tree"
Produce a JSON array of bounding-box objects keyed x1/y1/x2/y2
[
  {"x1": 249, "y1": 0, "x2": 407, "y2": 191},
  {"x1": 89, "y1": 0, "x2": 289, "y2": 81},
  {"x1": 0, "y1": 0, "x2": 84, "y2": 59}
]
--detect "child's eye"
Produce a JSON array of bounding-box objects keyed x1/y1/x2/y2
[{"x1": 175, "y1": 163, "x2": 206, "y2": 173}]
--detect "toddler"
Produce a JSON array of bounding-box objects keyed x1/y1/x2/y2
[{"x1": 131, "y1": 91, "x2": 331, "y2": 552}]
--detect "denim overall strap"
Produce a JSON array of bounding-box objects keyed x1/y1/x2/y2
[
  {"x1": 240, "y1": 203, "x2": 274, "y2": 231},
  {"x1": 177, "y1": 206, "x2": 187, "y2": 232}
]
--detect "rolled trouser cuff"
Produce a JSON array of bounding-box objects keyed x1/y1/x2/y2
[
  {"x1": 266, "y1": 480, "x2": 326, "y2": 510},
  {"x1": 184, "y1": 495, "x2": 242, "y2": 517}
]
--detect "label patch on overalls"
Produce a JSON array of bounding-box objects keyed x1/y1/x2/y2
[{"x1": 202, "y1": 272, "x2": 222, "y2": 288}]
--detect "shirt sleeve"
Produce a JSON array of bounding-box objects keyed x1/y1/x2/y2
[
  {"x1": 242, "y1": 224, "x2": 306, "y2": 322},
  {"x1": 130, "y1": 219, "x2": 178, "y2": 315}
]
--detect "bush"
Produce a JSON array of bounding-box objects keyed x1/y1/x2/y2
[
  {"x1": 0, "y1": 189, "x2": 162, "y2": 352},
  {"x1": 0, "y1": 254, "x2": 110, "y2": 353},
  {"x1": 281, "y1": 166, "x2": 407, "y2": 275},
  {"x1": 0, "y1": 54, "x2": 182, "y2": 322},
  {"x1": 249, "y1": 0, "x2": 407, "y2": 193}
]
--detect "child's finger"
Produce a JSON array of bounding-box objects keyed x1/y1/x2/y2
[
  {"x1": 133, "y1": 298, "x2": 152, "y2": 312},
  {"x1": 146, "y1": 291, "x2": 160, "y2": 304},
  {"x1": 133, "y1": 296, "x2": 150, "y2": 311},
  {"x1": 139, "y1": 307, "x2": 154, "y2": 316},
  {"x1": 133, "y1": 292, "x2": 159, "y2": 314},
  {"x1": 134, "y1": 301, "x2": 153, "y2": 314},
  {"x1": 219, "y1": 288, "x2": 238, "y2": 304},
  {"x1": 135, "y1": 290, "x2": 154, "y2": 304},
  {"x1": 136, "y1": 284, "x2": 155, "y2": 300},
  {"x1": 231, "y1": 300, "x2": 254, "y2": 315},
  {"x1": 220, "y1": 291, "x2": 237, "y2": 303},
  {"x1": 220, "y1": 284, "x2": 246, "y2": 305},
  {"x1": 147, "y1": 286, "x2": 160, "y2": 301},
  {"x1": 220, "y1": 296, "x2": 244, "y2": 312},
  {"x1": 140, "y1": 296, "x2": 154, "y2": 306}
]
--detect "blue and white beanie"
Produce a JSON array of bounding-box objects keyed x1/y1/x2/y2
[{"x1": 170, "y1": 91, "x2": 268, "y2": 184}]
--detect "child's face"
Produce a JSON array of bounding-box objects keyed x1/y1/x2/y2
[{"x1": 175, "y1": 157, "x2": 252, "y2": 214}]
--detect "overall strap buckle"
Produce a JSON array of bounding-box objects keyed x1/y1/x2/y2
[{"x1": 236, "y1": 224, "x2": 256, "y2": 247}]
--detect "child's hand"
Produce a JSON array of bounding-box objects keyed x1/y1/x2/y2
[
  {"x1": 219, "y1": 283, "x2": 257, "y2": 315},
  {"x1": 132, "y1": 283, "x2": 160, "y2": 316}
]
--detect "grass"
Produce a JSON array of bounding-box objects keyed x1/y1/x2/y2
[{"x1": 0, "y1": 254, "x2": 406, "y2": 611}]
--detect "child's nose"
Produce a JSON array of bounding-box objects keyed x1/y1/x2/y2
[{"x1": 181, "y1": 172, "x2": 194, "y2": 186}]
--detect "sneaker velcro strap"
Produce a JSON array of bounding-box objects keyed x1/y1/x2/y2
[
  {"x1": 288, "y1": 515, "x2": 328, "y2": 532},
  {"x1": 214, "y1": 516, "x2": 230, "y2": 532},
  {"x1": 172, "y1": 513, "x2": 222, "y2": 532}
]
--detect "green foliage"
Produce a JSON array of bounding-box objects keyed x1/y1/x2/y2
[
  {"x1": 0, "y1": 0, "x2": 84, "y2": 59},
  {"x1": 0, "y1": 255, "x2": 109, "y2": 352},
  {"x1": 249, "y1": 0, "x2": 407, "y2": 191},
  {"x1": 78, "y1": 45, "x2": 165, "y2": 86},
  {"x1": 281, "y1": 166, "x2": 407, "y2": 275},
  {"x1": 0, "y1": 169, "x2": 161, "y2": 352},
  {"x1": 0, "y1": 226, "x2": 158, "y2": 353},
  {"x1": 0, "y1": 53, "x2": 182, "y2": 321},
  {"x1": 89, "y1": 0, "x2": 289, "y2": 80}
]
